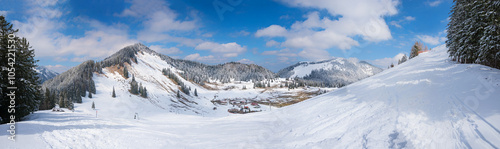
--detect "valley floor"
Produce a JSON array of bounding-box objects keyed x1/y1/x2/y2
[{"x1": 1, "y1": 45, "x2": 500, "y2": 148}]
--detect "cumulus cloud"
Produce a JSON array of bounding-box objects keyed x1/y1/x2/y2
[
  {"x1": 255, "y1": 25, "x2": 288, "y2": 37},
  {"x1": 120, "y1": 0, "x2": 202, "y2": 46},
  {"x1": 12, "y1": 1, "x2": 137, "y2": 61},
  {"x1": 417, "y1": 34, "x2": 446, "y2": 45},
  {"x1": 368, "y1": 53, "x2": 406, "y2": 68},
  {"x1": 265, "y1": 40, "x2": 280, "y2": 47},
  {"x1": 195, "y1": 42, "x2": 246, "y2": 57},
  {"x1": 149, "y1": 45, "x2": 182, "y2": 55},
  {"x1": 257, "y1": 0, "x2": 399, "y2": 60}
]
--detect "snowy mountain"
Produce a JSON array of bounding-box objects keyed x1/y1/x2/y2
[
  {"x1": 3, "y1": 44, "x2": 499, "y2": 148},
  {"x1": 278, "y1": 57, "x2": 383, "y2": 87},
  {"x1": 35, "y1": 66, "x2": 59, "y2": 83},
  {"x1": 41, "y1": 43, "x2": 323, "y2": 115}
]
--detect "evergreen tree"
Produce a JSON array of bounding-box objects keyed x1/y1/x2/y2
[
  {"x1": 177, "y1": 90, "x2": 181, "y2": 98},
  {"x1": 92, "y1": 101, "x2": 95, "y2": 110},
  {"x1": 194, "y1": 89, "x2": 198, "y2": 96},
  {"x1": 400, "y1": 54, "x2": 408, "y2": 64},
  {"x1": 410, "y1": 41, "x2": 423, "y2": 59},
  {"x1": 123, "y1": 67, "x2": 129, "y2": 78},
  {"x1": 112, "y1": 87, "x2": 116, "y2": 98},
  {"x1": 40, "y1": 88, "x2": 51, "y2": 110},
  {"x1": 50, "y1": 90, "x2": 56, "y2": 108},
  {"x1": 0, "y1": 16, "x2": 42, "y2": 122},
  {"x1": 58, "y1": 92, "x2": 65, "y2": 108},
  {"x1": 139, "y1": 83, "x2": 143, "y2": 95},
  {"x1": 447, "y1": 0, "x2": 500, "y2": 68},
  {"x1": 88, "y1": 92, "x2": 92, "y2": 98},
  {"x1": 130, "y1": 75, "x2": 138, "y2": 94}
]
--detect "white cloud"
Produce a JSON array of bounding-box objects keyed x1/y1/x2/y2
[
  {"x1": 120, "y1": 0, "x2": 201, "y2": 46},
  {"x1": 368, "y1": 53, "x2": 406, "y2": 68},
  {"x1": 405, "y1": 16, "x2": 416, "y2": 21},
  {"x1": 262, "y1": 49, "x2": 297, "y2": 57},
  {"x1": 116, "y1": 0, "x2": 171, "y2": 18},
  {"x1": 184, "y1": 53, "x2": 222, "y2": 63},
  {"x1": 238, "y1": 30, "x2": 250, "y2": 36},
  {"x1": 195, "y1": 42, "x2": 246, "y2": 57},
  {"x1": 390, "y1": 16, "x2": 415, "y2": 28},
  {"x1": 202, "y1": 33, "x2": 213, "y2": 37},
  {"x1": 428, "y1": 0, "x2": 442, "y2": 7},
  {"x1": 149, "y1": 45, "x2": 182, "y2": 55},
  {"x1": 44, "y1": 64, "x2": 71, "y2": 73},
  {"x1": 257, "y1": 0, "x2": 399, "y2": 60},
  {"x1": 0, "y1": 10, "x2": 8, "y2": 17},
  {"x1": 265, "y1": 40, "x2": 280, "y2": 47},
  {"x1": 417, "y1": 35, "x2": 446, "y2": 45},
  {"x1": 12, "y1": 1, "x2": 137, "y2": 61},
  {"x1": 255, "y1": 25, "x2": 288, "y2": 37},
  {"x1": 237, "y1": 59, "x2": 254, "y2": 64}
]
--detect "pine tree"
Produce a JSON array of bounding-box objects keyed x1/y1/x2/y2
[
  {"x1": 88, "y1": 92, "x2": 92, "y2": 98},
  {"x1": 123, "y1": 67, "x2": 129, "y2": 78},
  {"x1": 112, "y1": 87, "x2": 116, "y2": 98},
  {"x1": 130, "y1": 75, "x2": 138, "y2": 94},
  {"x1": 177, "y1": 90, "x2": 181, "y2": 98},
  {"x1": 92, "y1": 101, "x2": 95, "y2": 110},
  {"x1": 0, "y1": 16, "x2": 42, "y2": 123},
  {"x1": 400, "y1": 54, "x2": 408, "y2": 64},
  {"x1": 447, "y1": 0, "x2": 499, "y2": 68},
  {"x1": 194, "y1": 89, "x2": 198, "y2": 96},
  {"x1": 40, "y1": 88, "x2": 51, "y2": 110},
  {"x1": 58, "y1": 92, "x2": 65, "y2": 108}
]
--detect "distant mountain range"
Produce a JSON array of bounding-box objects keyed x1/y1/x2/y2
[
  {"x1": 35, "y1": 66, "x2": 59, "y2": 83},
  {"x1": 40, "y1": 43, "x2": 383, "y2": 114},
  {"x1": 278, "y1": 58, "x2": 383, "y2": 87}
]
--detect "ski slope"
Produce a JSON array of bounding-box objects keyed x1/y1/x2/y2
[{"x1": 1, "y1": 45, "x2": 500, "y2": 148}]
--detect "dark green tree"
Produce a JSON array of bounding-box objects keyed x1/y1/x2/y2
[
  {"x1": 88, "y1": 92, "x2": 92, "y2": 98},
  {"x1": 194, "y1": 89, "x2": 198, "y2": 96},
  {"x1": 58, "y1": 92, "x2": 65, "y2": 108},
  {"x1": 92, "y1": 101, "x2": 95, "y2": 110},
  {"x1": 0, "y1": 16, "x2": 42, "y2": 123},
  {"x1": 112, "y1": 87, "x2": 116, "y2": 98},
  {"x1": 447, "y1": 0, "x2": 499, "y2": 68},
  {"x1": 123, "y1": 66, "x2": 129, "y2": 78},
  {"x1": 141, "y1": 87, "x2": 147, "y2": 98}
]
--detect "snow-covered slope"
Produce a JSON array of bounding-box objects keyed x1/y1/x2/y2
[
  {"x1": 278, "y1": 57, "x2": 383, "y2": 87},
  {"x1": 35, "y1": 66, "x2": 59, "y2": 83},
  {"x1": 269, "y1": 45, "x2": 500, "y2": 148},
  {"x1": 3, "y1": 44, "x2": 499, "y2": 148}
]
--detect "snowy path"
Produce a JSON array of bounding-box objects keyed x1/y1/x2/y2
[{"x1": 1, "y1": 45, "x2": 500, "y2": 148}]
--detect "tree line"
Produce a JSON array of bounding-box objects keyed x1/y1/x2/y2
[{"x1": 447, "y1": 0, "x2": 499, "y2": 69}]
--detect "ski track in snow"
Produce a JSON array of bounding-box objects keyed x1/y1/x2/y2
[{"x1": 1, "y1": 44, "x2": 500, "y2": 148}]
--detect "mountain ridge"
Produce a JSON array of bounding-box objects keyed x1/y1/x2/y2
[{"x1": 277, "y1": 57, "x2": 383, "y2": 87}]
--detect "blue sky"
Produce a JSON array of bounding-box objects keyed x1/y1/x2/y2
[{"x1": 1, "y1": 0, "x2": 452, "y2": 73}]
